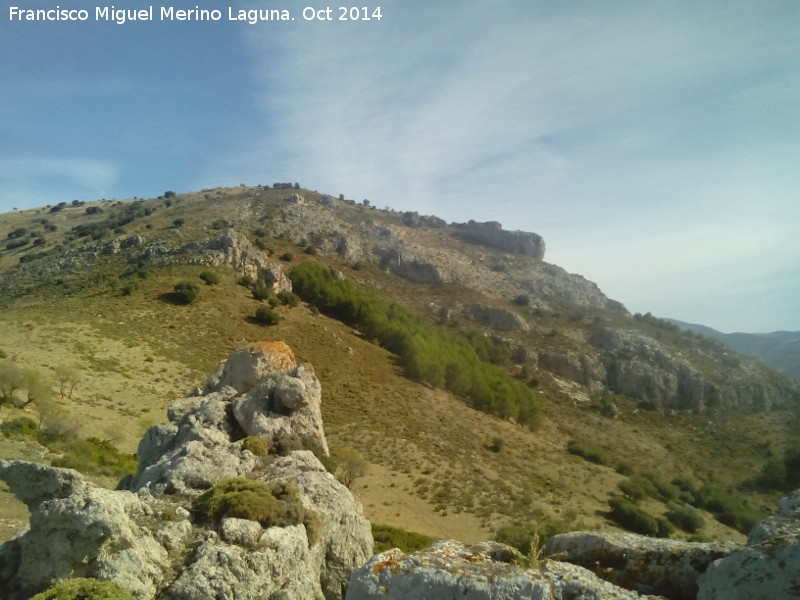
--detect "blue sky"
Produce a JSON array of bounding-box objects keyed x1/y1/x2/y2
[{"x1": 2, "y1": 1, "x2": 799, "y2": 333}]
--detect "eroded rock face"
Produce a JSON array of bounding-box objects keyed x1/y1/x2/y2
[
  {"x1": 453, "y1": 220, "x2": 546, "y2": 260},
  {"x1": 0, "y1": 461, "x2": 187, "y2": 600},
  {"x1": 347, "y1": 540, "x2": 660, "y2": 600},
  {"x1": 129, "y1": 342, "x2": 329, "y2": 494},
  {"x1": 544, "y1": 531, "x2": 738, "y2": 600},
  {"x1": 697, "y1": 489, "x2": 800, "y2": 600},
  {"x1": 206, "y1": 231, "x2": 292, "y2": 292},
  {"x1": 467, "y1": 304, "x2": 530, "y2": 332},
  {"x1": 0, "y1": 343, "x2": 371, "y2": 600}
]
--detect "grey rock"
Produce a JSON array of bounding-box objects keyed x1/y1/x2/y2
[
  {"x1": 467, "y1": 304, "x2": 530, "y2": 331},
  {"x1": 697, "y1": 489, "x2": 800, "y2": 600},
  {"x1": 0, "y1": 461, "x2": 182, "y2": 600},
  {"x1": 544, "y1": 531, "x2": 738, "y2": 600},
  {"x1": 347, "y1": 540, "x2": 660, "y2": 600},
  {"x1": 538, "y1": 351, "x2": 605, "y2": 386},
  {"x1": 454, "y1": 220, "x2": 546, "y2": 260}
]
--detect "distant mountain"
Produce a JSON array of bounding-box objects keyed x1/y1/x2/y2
[{"x1": 666, "y1": 319, "x2": 800, "y2": 380}]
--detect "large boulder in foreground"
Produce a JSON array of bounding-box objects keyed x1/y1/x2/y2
[
  {"x1": 696, "y1": 489, "x2": 800, "y2": 600},
  {"x1": 347, "y1": 540, "x2": 662, "y2": 599},
  {"x1": 0, "y1": 343, "x2": 372, "y2": 600},
  {"x1": 544, "y1": 531, "x2": 738, "y2": 600}
]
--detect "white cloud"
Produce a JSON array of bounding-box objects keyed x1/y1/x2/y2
[{"x1": 0, "y1": 157, "x2": 120, "y2": 209}]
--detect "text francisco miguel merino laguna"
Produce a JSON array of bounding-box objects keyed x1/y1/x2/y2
[{"x1": 7, "y1": 5, "x2": 316, "y2": 24}]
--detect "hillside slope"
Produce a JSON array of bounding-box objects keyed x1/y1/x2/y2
[{"x1": 1, "y1": 185, "x2": 798, "y2": 547}]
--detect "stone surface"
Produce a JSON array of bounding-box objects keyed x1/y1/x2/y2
[
  {"x1": 467, "y1": 304, "x2": 530, "y2": 332},
  {"x1": 453, "y1": 220, "x2": 546, "y2": 260},
  {"x1": 347, "y1": 540, "x2": 662, "y2": 600},
  {"x1": 544, "y1": 531, "x2": 738, "y2": 600},
  {"x1": 0, "y1": 343, "x2": 371, "y2": 600},
  {"x1": 0, "y1": 461, "x2": 181, "y2": 600},
  {"x1": 697, "y1": 489, "x2": 800, "y2": 600}
]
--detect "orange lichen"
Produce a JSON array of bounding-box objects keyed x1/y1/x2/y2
[
  {"x1": 247, "y1": 341, "x2": 296, "y2": 370},
  {"x1": 372, "y1": 559, "x2": 401, "y2": 575}
]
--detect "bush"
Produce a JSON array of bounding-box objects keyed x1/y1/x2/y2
[
  {"x1": 372, "y1": 524, "x2": 435, "y2": 553},
  {"x1": 47, "y1": 437, "x2": 138, "y2": 478},
  {"x1": 0, "y1": 416, "x2": 39, "y2": 439},
  {"x1": 494, "y1": 514, "x2": 570, "y2": 556},
  {"x1": 279, "y1": 252, "x2": 294, "y2": 262},
  {"x1": 254, "y1": 307, "x2": 281, "y2": 326},
  {"x1": 192, "y1": 478, "x2": 318, "y2": 544},
  {"x1": 193, "y1": 478, "x2": 277, "y2": 525},
  {"x1": 618, "y1": 475, "x2": 657, "y2": 502},
  {"x1": 199, "y1": 270, "x2": 221, "y2": 285},
  {"x1": 172, "y1": 218, "x2": 185, "y2": 227},
  {"x1": 289, "y1": 262, "x2": 542, "y2": 429},
  {"x1": 276, "y1": 290, "x2": 300, "y2": 307},
  {"x1": 487, "y1": 436, "x2": 505, "y2": 453},
  {"x1": 608, "y1": 496, "x2": 661, "y2": 537},
  {"x1": 241, "y1": 436, "x2": 271, "y2": 457},
  {"x1": 173, "y1": 281, "x2": 200, "y2": 304},
  {"x1": 252, "y1": 279, "x2": 270, "y2": 301},
  {"x1": 665, "y1": 504, "x2": 705, "y2": 533},
  {"x1": 30, "y1": 577, "x2": 135, "y2": 600},
  {"x1": 238, "y1": 275, "x2": 255, "y2": 287},
  {"x1": 567, "y1": 440, "x2": 608, "y2": 466},
  {"x1": 513, "y1": 294, "x2": 531, "y2": 306}
]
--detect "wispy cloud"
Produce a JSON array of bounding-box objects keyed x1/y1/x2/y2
[{"x1": 0, "y1": 157, "x2": 120, "y2": 207}]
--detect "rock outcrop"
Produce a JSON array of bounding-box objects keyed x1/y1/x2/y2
[
  {"x1": 467, "y1": 304, "x2": 530, "y2": 332},
  {"x1": 590, "y1": 328, "x2": 797, "y2": 412},
  {"x1": 347, "y1": 540, "x2": 661, "y2": 599},
  {"x1": 0, "y1": 343, "x2": 372, "y2": 600},
  {"x1": 453, "y1": 220, "x2": 546, "y2": 260},
  {"x1": 206, "y1": 231, "x2": 292, "y2": 292},
  {"x1": 696, "y1": 489, "x2": 800, "y2": 600},
  {"x1": 544, "y1": 531, "x2": 738, "y2": 600}
]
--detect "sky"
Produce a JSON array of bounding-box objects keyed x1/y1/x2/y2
[{"x1": 1, "y1": 1, "x2": 799, "y2": 333}]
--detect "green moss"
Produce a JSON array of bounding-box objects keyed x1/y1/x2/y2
[
  {"x1": 241, "y1": 436, "x2": 271, "y2": 457},
  {"x1": 372, "y1": 523, "x2": 435, "y2": 553},
  {"x1": 29, "y1": 577, "x2": 135, "y2": 600}
]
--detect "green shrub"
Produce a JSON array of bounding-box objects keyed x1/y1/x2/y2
[
  {"x1": 513, "y1": 294, "x2": 531, "y2": 306},
  {"x1": 254, "y1": 307, "x2": 281, "y2": 326},
  {"x1": 47, "y1": 437, "x2": 138, "y2": 478},
  {"x1": 279, "y1": 252, "x2": 294, "y2": 262},
  {"x1": 607, "y1": 496, "x2": 662, "y2": 537},
  {"x1": 642, "y1": 472, "x2": 680, "y2": 501},
  {"x1": 199, "y1": 270, "x2": 221, "y2": 285},
  {"x1": 252, "y1": 280, "x2": 270, "y2": 301},
  {"x1": 567, "y1": 440, "x2": 608, "y2": 466},
  {"x1": 494, "y1": 514, "x2": 571, "y2": 555},
  {"x1": 289, "y1": 262, "x2": 542, "y2": 429},
  {"x1": 0, "y1": 416, "x2": 39, "y2": 439},
  {"x1": 665, "y1": 504, "x2": 705, "y2": 533},
  {"x1": 487, "y1": 436, "x2": 505, "y2": 453},
  {"x1": 193, "y1": 478, "x2": 278, "y2": 525},
  {"x1": 372, "y1": 523, "x2": 435, "y2": 553},
  {"x1": 276, "y1": 290, "x2": 300, "y2": 307},
  {"x1": 241, "y1": 436, "x2": 271, "y2": 457},
  {"x1": 618, "y1": 475, "x2": 657, "y2": 502},
  {"x1": 303, "y1": 245, "x2": 317, "y2": 255},
  {"x1": 29, "y1": 577, "x2": 135, "y2": 600},
  {"x1": 173, "y1": 281, "x2": 200, "y2": 304},
  {"x1": 192, "y1": 478, "x2": 318, "y2": 544},
  {"x1": 693, "y1": 484, "x2": 763, "y2": 533},
  {"x1": 238, "y1": 275, "x2": 255, "y2": 287}
]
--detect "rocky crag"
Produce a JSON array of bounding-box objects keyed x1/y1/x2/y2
[{"x1": 0, "y1": 342, "x2": 372, "y2": 600}]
